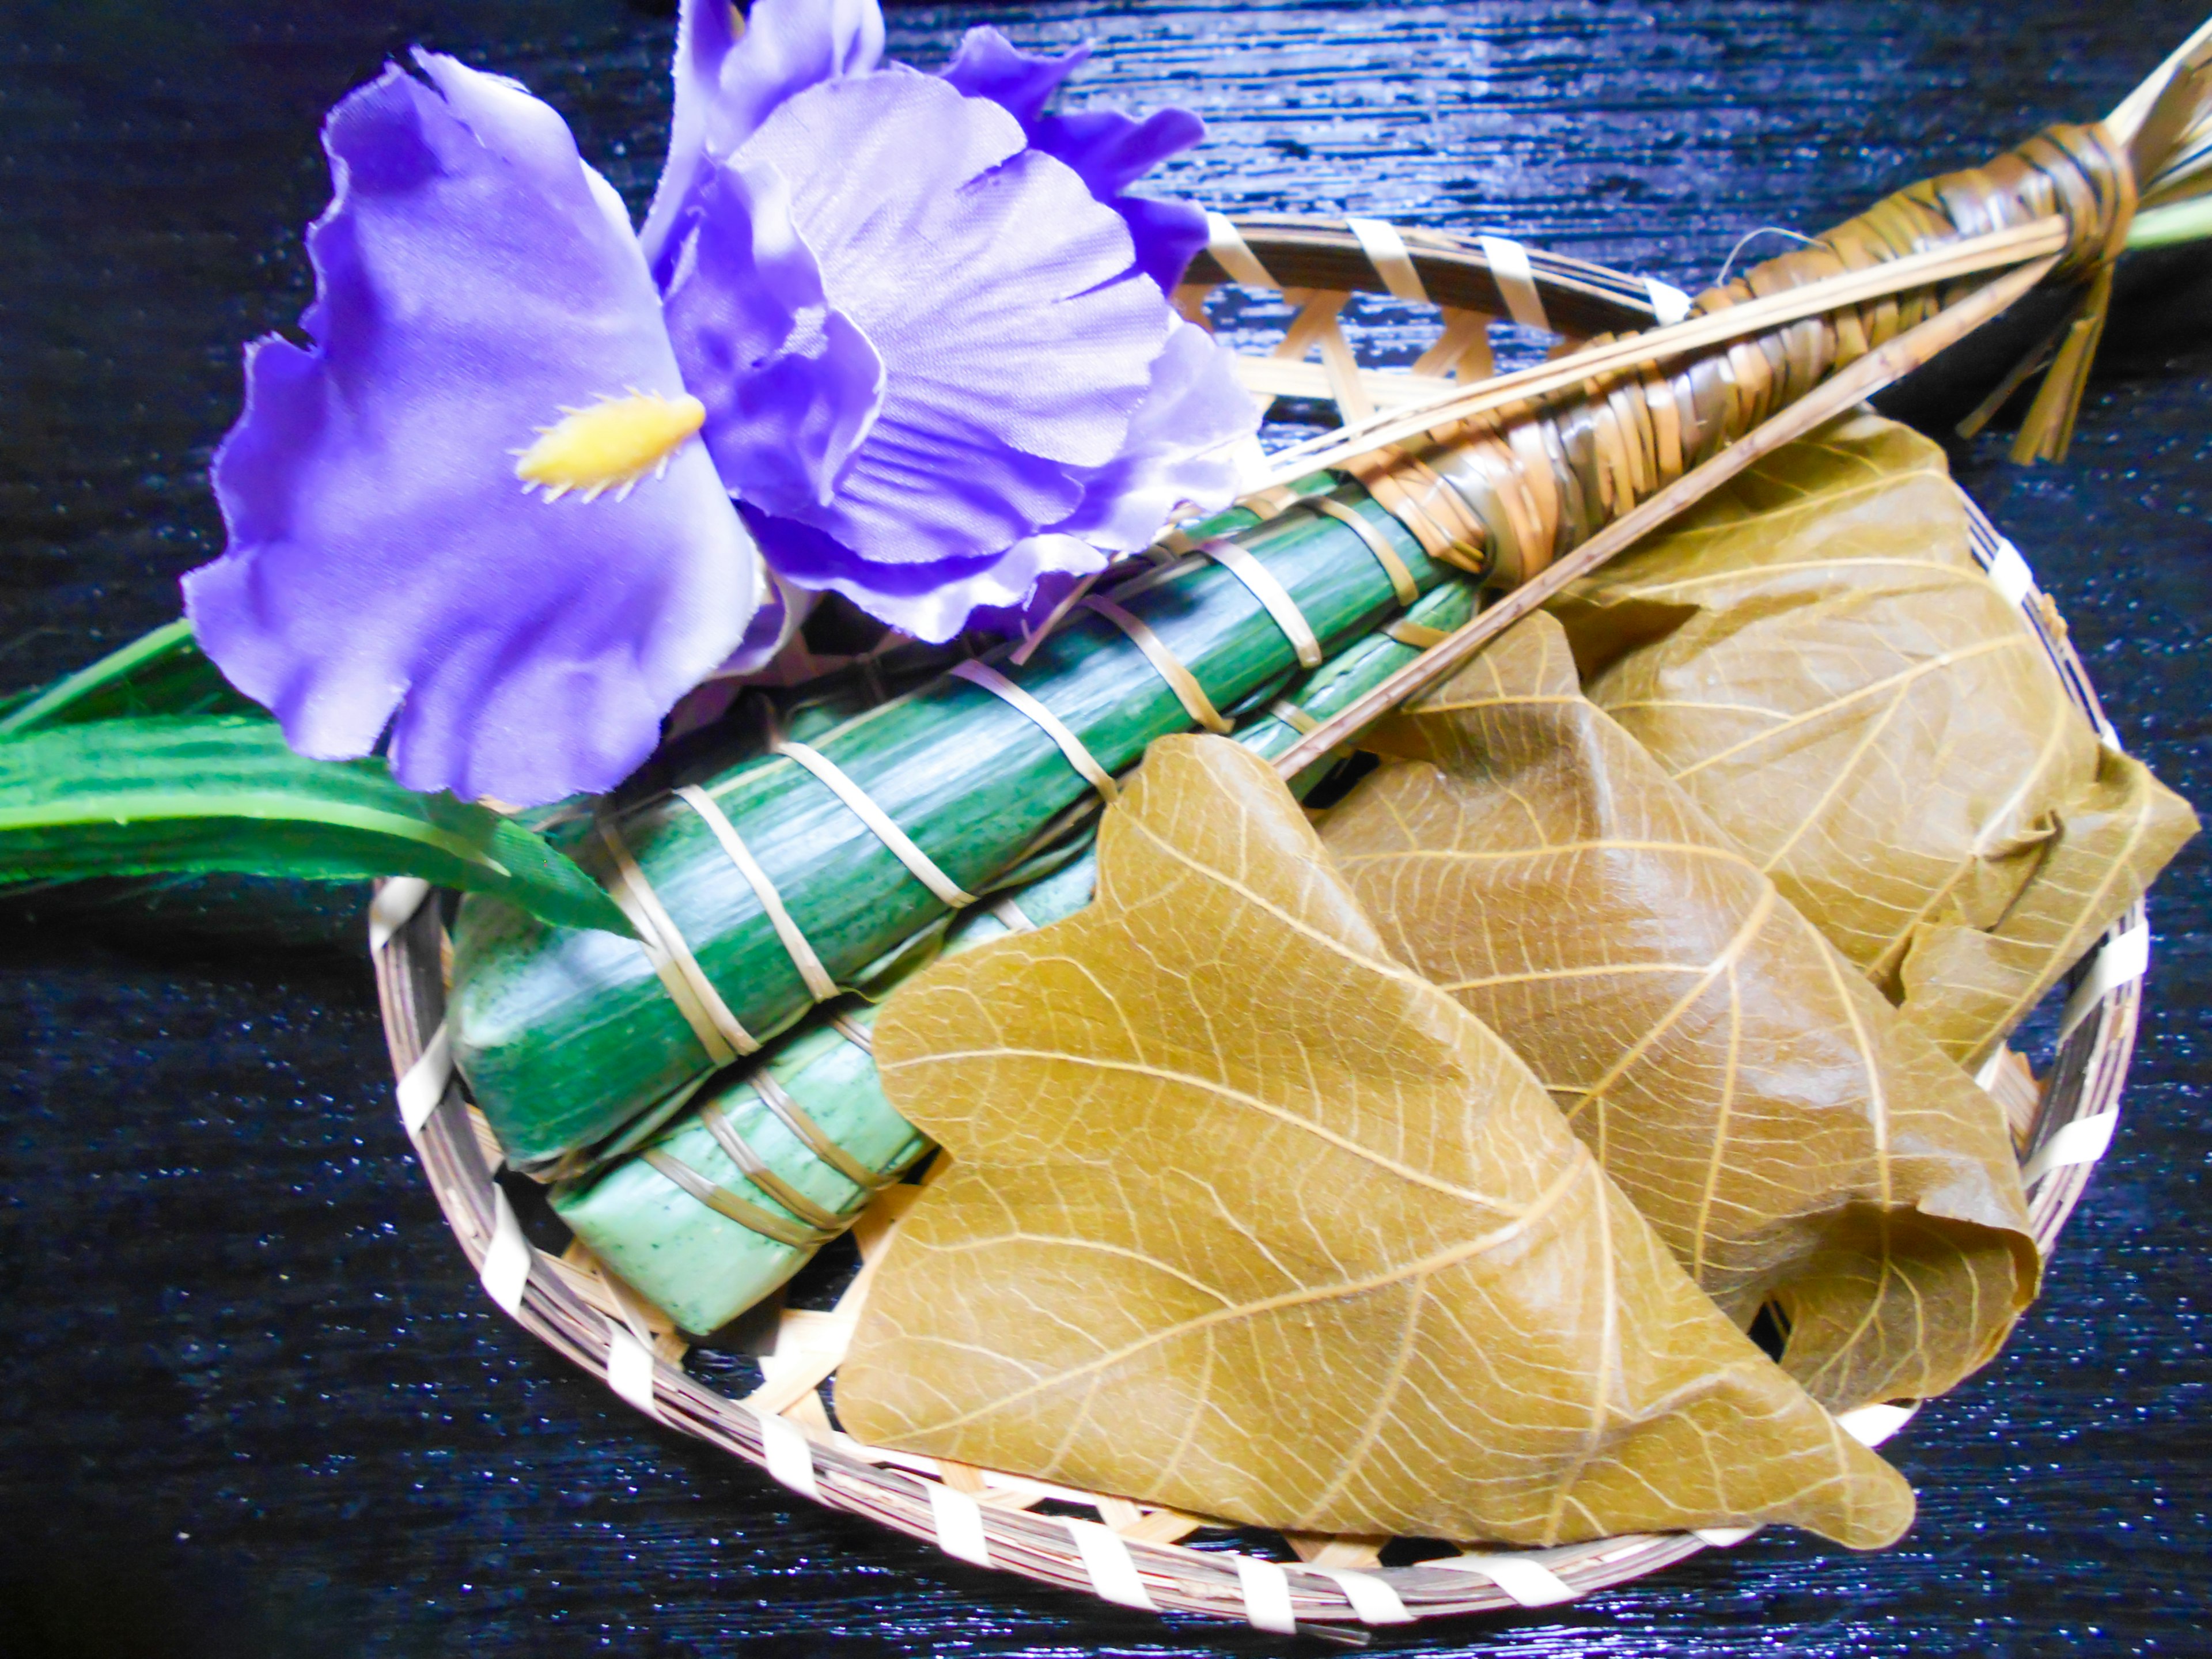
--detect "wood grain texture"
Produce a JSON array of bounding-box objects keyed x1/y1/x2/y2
[{"x1": 1, "y1": 2, "x2": 2207, "y2": 1654}]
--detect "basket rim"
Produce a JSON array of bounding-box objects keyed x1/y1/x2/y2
[{"x1": 368, "y1": 222, "x2": 2153, "y2": 1635}]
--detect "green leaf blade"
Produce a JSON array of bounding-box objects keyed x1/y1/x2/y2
[
  {"x1": 0, "y1": 619, "x2": 260, "y2": 735},
  {"x1": 0, "y1": 716, "x2": 634, "y2": 937}
]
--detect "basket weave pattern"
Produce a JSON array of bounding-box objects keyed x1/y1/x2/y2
[{"x1": 370, "y1": 223, "x2": 2147, "y2": 1634}]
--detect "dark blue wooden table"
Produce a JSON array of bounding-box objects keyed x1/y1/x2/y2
[{"x1": 3, "y1": 3, "x2": 2207, "y2": 1653}]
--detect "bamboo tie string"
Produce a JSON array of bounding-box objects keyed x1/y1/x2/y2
[
  {"x1": 1638, "y1": 361, "x2": 1686, "y2": 480},
  {"x1": 698, "y1": 1099, "x2": 849, "y2": 1232},
  {"x1": 597, "y1": 811, "x2": 759, "y2": 1067},
  {"x1": 1586, "y1": 382, "x2": 1638, "y2": 514},
  {"x1": 642, "y1": 1147, "x2": 839, "y2": 1250},
  {"x1": 1266, "y1": 694, "x2": 1362, "y2": 765},
  {"x1": 949, "y1": 659, "x2": 1120, "y2": 805},
  {"x1": 990, "y1": 894, "x2": 1040, "y2": 934},
  {"x1": 1346, "y1": 215, "x2": 1431, "y2": 301},
  {"x1": 1478, "y1": 234, "x2": 1554, "y2": 332},
  {"x1": 1393, "y1": 446, "x2": 1491, "y2": 554},
  {"x1": 1434, "y1": 429, "x2": 1549, "y2": 584},
  {"x1": 1236, "y1": 483, "x2": 1305, "y2": 521},
  {"x1": 675, "y1": 784, "x2": 839, "y2": 1005},
  {"x1": 1199, "y1": 539, "x2": 1324, "y2": 667},
  {"x1": 773, "y1": 739, "x2": 978, "y2": 908},
  {"x1": 1302, "y1": 496, "x2": 1421, "y2": 605},
  {"x1": 1079, "y1": 594, "x2": 1234, "y2": 734},
  {"x1": 1502, "y1": 419, "x2": 1565, "y2": 574},
  {"x1": 1009, "y1": 569, "x2": 1104, "y2": 666},
  {"x1": 1347, "y1": 447, "x2": 1488, "y2": 573},
  {"x1": 751, "y1": 1066, "x2": 899, "y2": 1193},
  {"x1": 1385, "y1": 620, "x2": 1452, "y2": 649},
  {"x1": 1608, "y1": 370, "x2": 1658, "y2": 495}
]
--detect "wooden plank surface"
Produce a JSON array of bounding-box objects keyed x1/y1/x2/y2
[{"x1": 1, "y1": 2, "x2": 2207, "y2": 1653}]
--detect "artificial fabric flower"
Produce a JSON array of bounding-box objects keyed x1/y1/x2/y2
[
  {"x1": 643, "y1": 0, "x2": 1257, "y2": 641},
  {"x1": 183, "y1": 53, "x2": 759, "y2": 809},
  {"x1": 185, "y1": 1, "x2": 1255, "y2": 808}
]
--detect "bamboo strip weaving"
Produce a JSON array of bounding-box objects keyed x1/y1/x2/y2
[
  {"x1": 1078, "y1": 594, "x2": 1234, "y2": 734},
  {"x1": 774, "y1": 740, "x2": 978, "y2": 908},
  {"x1": 949, "y1": 660, "x2": 1120, "y2": 804},
  {"x1": 676, "y1": 784, "x2": 840, "y2": 1004},
  {"x1": 596, "y1": 812, "x2": 759, "y2": 1065}
]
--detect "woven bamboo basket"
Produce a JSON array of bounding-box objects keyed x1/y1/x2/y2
[{"x1": 369, "y1": 219, "x2": 2149, "y2": 1637}]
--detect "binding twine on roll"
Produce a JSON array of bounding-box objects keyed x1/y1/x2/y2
[
  {"x1": 1231, "y1": 109, "x2": 2160, "y2": 621},
  {"x1": 1717, "y1": 119, "x2": 2139, "y2": 462}
]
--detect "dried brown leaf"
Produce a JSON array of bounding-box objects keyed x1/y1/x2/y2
[
  {"x1": 839, "y1": 735, "x2": 1912, "y2": 1549},
  {"x1": 1329, "y1": 611, "x2": 2037, "y2": 1412},
  {"x1": 1551, "y1": 412, "x2": 2195, "y2": 1066}
]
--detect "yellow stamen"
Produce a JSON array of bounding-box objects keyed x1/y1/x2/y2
[{"x1": 514, "y1": 390, "x2": 707, "y2": 503}]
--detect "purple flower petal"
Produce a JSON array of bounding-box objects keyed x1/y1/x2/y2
[
  {"x1": 1038, "y1": 107, "x2": 1209, "y2": 202},
  {"x1": 739, "y1": 325, "x2": 1253, "y2": 644},
  {"x1": 719, "y1": 564, "x2": 817, "y2": 674},
  {"x1": 732, "y1": 71, "x2": 1166, "y2": 567},
  {"x1": 1048, "y1": 319, "x2": 1256, "y2": 552},
  {"x1": 1104, "y1": 192, "x2": 1213, "y2": 297},
  {"x1": 961, "y1": 566, "x2": 1096, "y2": 643},
  {"x1": 938, "y1": 25, "x2": 1088, "y2": 124},
  {"x1": 661, "y1": 149, "x2": 886, "y2": 516},
  {"x1": 942, "y1": 25, "x2": 1210, "y2": 293},
  {"x1": 1035, "y1": 112, "x2": 1210, "y2": 294},
  {"x1": 641, "y1": 0, "x2": 884, "y2": 279},
  {"x1": 742, "y1": 507, "x2": 1111, "y2": 646},
  {"x1": 637, "y1": 7, "x2": 1245, "y2": 644},
  {"x1": 183, "y1": 54, "x2": 758, "y2": 807},
  {"x1": 661, "y1": 566, "x2": 820, "y2": 740}
]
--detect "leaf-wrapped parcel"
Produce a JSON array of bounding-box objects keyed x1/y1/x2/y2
[
  {"x1": 839, "y1": 736, "x2": 1912, "y2": 1549},
  {"x1": 1324, "y1": 611, "x2": 2037, "y2": 1412},
  {"x1": 1550, "y1": 414, "x2": 2196, "y2": 1066}
]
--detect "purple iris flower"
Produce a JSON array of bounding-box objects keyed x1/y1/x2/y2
[
  {"x1": 184, "y1": 54, "x2": 760, "y2": 808},
  {"x1": 936, "y1": 26, "x2": 1211, "y2": 300},
  {"x1": 643, "y1": 0, "x2": 1256, "y2": 642},
  {"x1": 185, "y1": 1, "x2": 1253, "y2": 807}
]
